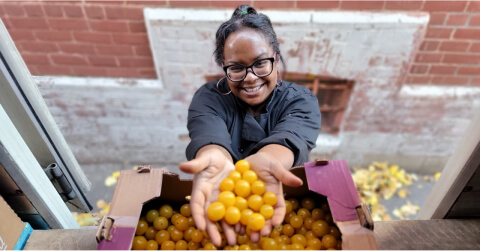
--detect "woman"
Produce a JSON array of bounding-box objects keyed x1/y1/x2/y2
[{"x1": 179, "y1": 4, "x2": 321, "y2": 247}]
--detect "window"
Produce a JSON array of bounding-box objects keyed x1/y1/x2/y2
[{"x1": 205, "y1": 73, "x2": 354, "y2": 134}]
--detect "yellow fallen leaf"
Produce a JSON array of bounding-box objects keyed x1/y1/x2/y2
[
  {"x1": 104, "y1": 176, "x2": 117, "y2": 187},
  {"x1": 112, "y1": 170, "x2": 121, "y2": 179},
  {"x1": 397, "y1": 189, "x2": 408, "y2": 198},
  {"x1": 97, "y1": 199, "x2": 108, "y2": 209}
]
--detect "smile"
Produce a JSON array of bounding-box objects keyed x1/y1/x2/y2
[{"x1": 244, "y1": 84, "x2": 263, "y2": 93}]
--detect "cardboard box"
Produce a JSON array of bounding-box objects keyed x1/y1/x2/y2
[
  {"x1": 96, "y1": 161, "x2": 377, "y2": 250},
  {"x1": 0, "y1": 195, "x2": 33, "y2": 250}
]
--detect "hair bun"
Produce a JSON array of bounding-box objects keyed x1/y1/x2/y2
[{"x1": 232, "y1": 4, "x2": 257, "y2": 18}]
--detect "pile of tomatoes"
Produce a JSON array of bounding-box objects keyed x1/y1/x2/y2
[{"x1": 131, "y1": 160, "x2": 342, "y2": 250}]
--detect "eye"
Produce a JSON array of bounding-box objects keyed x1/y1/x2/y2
[
  {"x1": 229, "y1": 65, "x2": 245, "y2": 73},
  {"x1": 254, "y1": 59, "x2": 269, "y2": 68}
]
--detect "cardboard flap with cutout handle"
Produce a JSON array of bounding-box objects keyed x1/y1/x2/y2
[{"x1": 304, "y1": 159, "x2": 361, "y2": 222}]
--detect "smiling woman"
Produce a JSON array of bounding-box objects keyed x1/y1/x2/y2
[{"x1": 178, "y1": 4, "x2": 321, "y2": 248}]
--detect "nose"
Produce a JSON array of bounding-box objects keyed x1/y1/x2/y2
[{"x1": 243, "y1": 68, "x2": 258, "y2": 82}]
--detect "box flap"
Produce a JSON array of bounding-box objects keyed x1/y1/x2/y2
[
  {"x1": 0, "y1": 195, "x2": 25, "y2": 250},
  {"x1": 108, "y1": 168, "x2": 163, "y2": 218},
  {"x1": 304, "y1": 160, "x2": 361, "y2": 222}
]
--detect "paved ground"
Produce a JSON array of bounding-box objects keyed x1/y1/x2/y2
[{"x1": 80, "y1": 162, "x2": 437, "y2": 221}]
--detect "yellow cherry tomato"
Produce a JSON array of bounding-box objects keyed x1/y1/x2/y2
[
  {"x1": 218, "y1": 191, "x2": 236, "y2": 208},
  {"x1": 263, "y1": 192, "x2": 277, "y2": 206},
  {"x1": 207, "y1": 202, "x2": 225, "y2": 221},
  {"x1": 145, "y1": 240, "x2": 158, "y2": 250},
  {"x1": 131, "y1": 236, "x2": 147, "y2": 250},
  {"x1": 234, "y1": 179, "x2": 251, "y2": 198},
  {"x1": 225, "y1": 206, "x2": 241, "y2": 225},
  {"x1": 235, "y1": 159, "x2": 250, "y2": 174},
  {"x1": 248, "y1": 213, "x2": 265, "y2": 231},
  {"x1": 251, "y1": 180, "x2": 266, "y2": 195},
  {"x1": 240, "y1": 209, "x2": 254, "y2": 226},
  {"x1": 247, "y1": 194, "x2": 263, "y2": 212},
  {"x1": 180, "y1": 203, "x2": 192, "y2": 217},
  {"x1": 234, "y1": 196, "x2": 248, "y2": 211},
  {"x1": 159, "y1": 204, "x2": 173, "y2": 219},
  {"x1": 260, "y1": 204, "x2": 274, "y2": 220},
  {"x1": 220, "y1": 177, "x2": 235, "y2": 192},
  {"x1": 135, "y1": 220, "x2": 148, "y2": 236},
  {"x1": 242, "y1": 170, "x2": 257, "y2": 184},
  {"x1": 153, "y1": 216, "x2": 169, "y2": 231},
  {"x1": 228, "y1": 171, "x2": 242, "y2": 182}
]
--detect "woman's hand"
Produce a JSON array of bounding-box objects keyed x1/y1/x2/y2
[
  {"x1": 244, "y1": 145, "x2": 303, "y2": 242},
  {"x1": 178, "y1": 145, "x2": 236, "y2": 247}
]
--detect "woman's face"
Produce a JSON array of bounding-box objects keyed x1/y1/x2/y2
[{"x1": 223, "y1": 28, "x2": 278, "y2": 107}]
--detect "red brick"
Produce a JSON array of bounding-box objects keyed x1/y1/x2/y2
[
  {"x1": 19, "y1": 41, "x2": 59, "y2": 53},
  {"x1": 106, "y1": 67, "x2": 140, "y2": 78},
  {"x1": 112, "y1": 33, "x2": 148, "y2": 45},
  {"x1": 2, "y1": 3, "x2": 25, "y2": 16},
  {"x1": 467, "y1": 1, "x2": 480, "y2": 11},
  {"x1": 469, "y1": 42, "x2": 480, "y2": 52},
  {"x1": 469, "y1": 14, "x2": 480, "y2": 26},
  {"x1": 409, "y1": 64, "x2": 429, "y2": 74},
  {"x1": 128, "y1": 21, "x2": 146, "y2": 33},
  {"x1": 340, "y1": 1, "x2": 385, "y2": 10},
  {"x1": 446, "y1": 13, "x2": 469, "y2": 26},
  {"x1": 415, "y1": 52, "x2": 443, "y2": 63},
  {"x1": 422, "y1": 1, "x2": 468, "y2": 12},
  {"x1": 105, "y1": 6, "x2": 143, "y2": 20},
  {"x1": 96, "y1": 45, "x2": 135, "y2": 56},
  {"x1": 88, "y1": 56, "x2": 118, "y2": 66},
  {"x1": 51, "y1": 54, "x2": 88, "y2": 66},
  {"x1": 252, "y1": 1, "x2": 295, "y2": 9},
  {"x1": 472, "y1": 78, "x2": 480, "y2": 86},
  {"x1": 429, "y1": 65, "x2": 457, "y2": 74},
  {"x1": 84, "y1": 0, "x2": 124, "y2": 4},
  {"x1": 24, "y1": 4, "x2": 45, "y2": 17},
  {"x1": 420, "y1": 40, "x2": 440, "y2": 51},
  {"x1": 8, "y1": 30, "x2": 35, "y2": 41},
  {"x1": 457, "y1": 66, "x2": 480, "y2": 75},
  {"x1": 21, "y1": 53, "x2": 50, "y2": 64},
  {"x1": 73, "y1": 31, "x2": 112, "y2": 44},
  {"x1": 34, "y1": 65, "x2": 72, "y2": 75},
  {"x1": 454, "y1": 28, "x2": 480, "y2": 40},
  {"x1": 425, "y1": 27, "x2": 453, "y2": 39},
  {"x1": 431, "y1": 76, "x2": 469, "y2": 85},
  {"x1": 210, "y1": 1, "x2": 251, "y2": 8},
  {"x1": 125, "y1": 1, "x2": 167, "y2": 5},
  {"x1": 134, "y1": 45, "x2": 152, "y2": 56},
  {"x1": 439, "y1": 41, "x2": 470, "y2": 52},
  {"x1": 84, "y1": 5, "x2": 104, "y2": 19},
  {"x1": 443, "y1": 53, "x2": 480, "y2": 64},
  {"x1": 72, "y1": 66, "x2": 108, "y2": 77},
  {"x1": 384, "y1": 0, "x2": 422, "y2": 10},
  {"x1": 118, "y1": 57, "x2": 154, "y2": 67},
  {"x1": 169, "y1": 1, "x2": 211, "y2": 7},
  {"x1": 9, "y1": 17, "x2": 49, "y2": 29},
  {"x1": 429, "y1": 12, "x2": 446, "y2": 25},
  {"x1": 62, "y1": 5, "x2": 84, "y2": 18},
  {"x1": 58, "y1": 43, "x2": 96, "y2": 54},
  {"x1": 35, "y1": 30, "x2": 73, "y2": 41},
  {"x1": 404, "y1": 75, "x2": 431, "y2": 84},
  {"x1": 43, "y1": 5, "x2": 63, "y2": 17},
  {"x1": 137, "y1": 68, "x2": 157, "y2": 78},
  {"x1": 90, "y1": 20, "x2": 129, "y2": 32},
  {"x1": 296, "y1": 1, "x2": 340, "y2": 9},
  {"x1": 49, "y1": 18, "x2": 88, "y2": 30}
]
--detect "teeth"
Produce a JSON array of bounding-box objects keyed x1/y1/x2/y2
[{"x1": 245, "y1": 86, "x2": 261, "y2": 92}]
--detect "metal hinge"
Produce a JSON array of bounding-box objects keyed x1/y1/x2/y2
[{"x1": 44, "y1": 163, "x2": 76, "y2": 201}]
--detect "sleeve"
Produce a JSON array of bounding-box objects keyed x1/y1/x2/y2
[
  {"x1": 254, "y1": 87, "x2": 321, "y2": 166},
  {"x1": 185, "y1": 84, "x2": 235, "y2": 160}
]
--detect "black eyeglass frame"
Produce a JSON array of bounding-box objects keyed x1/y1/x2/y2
[{"x1": 222, "y1": 57, "x2": 275, "y2": 82}]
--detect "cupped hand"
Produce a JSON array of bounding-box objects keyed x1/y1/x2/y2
[
  {"x1": 178, "y1": 146, "x2": 236, "y2": 247},
  {"x1": 244, "y1": 151, "x2": 303, "y2": 242}
]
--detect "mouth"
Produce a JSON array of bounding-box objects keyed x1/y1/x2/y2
[{"x1": 243, "y1": 84, "x2": 263, "y2": 93}]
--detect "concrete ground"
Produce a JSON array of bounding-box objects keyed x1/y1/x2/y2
[{"x1": 80, "y1": 161, "x2": 437, "y2": 221}]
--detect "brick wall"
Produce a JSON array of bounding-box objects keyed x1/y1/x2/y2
[{"x1": 0, "y1": 1, "x2": 479, "y2": 85}]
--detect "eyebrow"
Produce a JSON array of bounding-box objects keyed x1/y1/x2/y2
[{"x1": 225, "y1": 52, "x2": 269, "y2": 66}]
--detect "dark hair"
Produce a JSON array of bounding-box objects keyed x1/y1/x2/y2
[{"x1": 213, "y1": 5, "x2": 285, "y2": 70}]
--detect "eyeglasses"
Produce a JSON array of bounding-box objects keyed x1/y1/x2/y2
[{"x1": 223, "y1": 57, "x2": 275, "y2": 82}]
